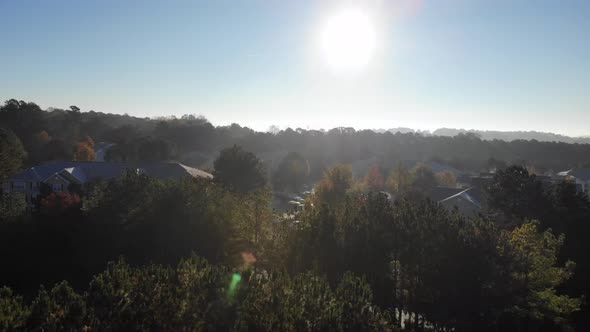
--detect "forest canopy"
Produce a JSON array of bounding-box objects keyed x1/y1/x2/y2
[
  {"x1": 2, "y1": 99, "x2": 590, "y2": 181},
  {"x1": 2, "y1": 99, "x2": 590, "y2": 331}
]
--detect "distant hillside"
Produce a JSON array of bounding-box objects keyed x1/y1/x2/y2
[
  {"x1": 4, "y1": 99, "x2": 590, "y2": 177},
  {"x1": 376, "y1": 127, "x2": 416, "y2": 134},
  {"x1": 431, "y1": 128, "x2": 590, "y2": 144},
  {"x1": 377, "y1": 127, "x2": 590, "y2": 144}
]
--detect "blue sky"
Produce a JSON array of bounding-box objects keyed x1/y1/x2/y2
[{"x1": 1, "y1": 0, "x2": 588, "y2": 135}]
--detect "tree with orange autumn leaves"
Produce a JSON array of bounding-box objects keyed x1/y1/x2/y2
[
  {"x1": 73, "y1": 136, "x2": 96, "y2": 161},
  {"x1": 363, "y1": 165, "x2": 385, "y2": 192}
]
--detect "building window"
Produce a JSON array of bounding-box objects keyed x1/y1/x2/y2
[
  {"x1": 12, "y1": 181, "x2": 25, "y2": 191},
  {"x1": 52, "y1": 183, "x2": 62, "y2": 192}
]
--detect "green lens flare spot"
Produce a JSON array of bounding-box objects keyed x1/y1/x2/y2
[{"x1": 228, "y1": 273, "x2": 242, "y2": 297}]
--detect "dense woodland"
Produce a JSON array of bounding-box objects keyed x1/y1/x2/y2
[
  {"x1": 431, "y1": 128, "x2": 590, "y2": 145},
  {"x1": 1, "y1": 99, "x2": 590, "y2": 331},
  {"x1": 2, "y1": 99, "x2": 590, "y2": 179}
]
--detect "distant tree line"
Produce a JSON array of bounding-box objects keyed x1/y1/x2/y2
[{"x1": 3, "y1": 99, "x2": 590, "y2": 185}]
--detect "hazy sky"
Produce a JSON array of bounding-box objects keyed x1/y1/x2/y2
[{"x1": 1, "y1": 0, "x2": 588, "y2": 135}]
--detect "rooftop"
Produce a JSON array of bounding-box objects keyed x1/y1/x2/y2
[
  {"x1": 9, "y1": 161, "x2": 213, "y2": 183},
  {"x1": 558, "y1": 168, "x2": 590, "y2": 182}
]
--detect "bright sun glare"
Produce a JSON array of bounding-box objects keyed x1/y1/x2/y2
[{"x1": 319, "y1": 8, "x2": 377, "y2": 73}]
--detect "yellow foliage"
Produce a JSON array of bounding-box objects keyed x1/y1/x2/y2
[
  {"x1": 386, "y1": 164, "x2": 411, "y2": 194},
  {"x1": 73, "y1": 142, "x2": 96, "y2": 161},
  {"x1": 436, "y1": 171, "x2": 457, "y2": 188}
]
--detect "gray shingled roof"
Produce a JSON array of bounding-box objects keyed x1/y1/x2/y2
[
  {"x1": 569, "y1": 168, "x2": 590, "y2": 182},
  {"x1": 438, "y1": 187, "x2": 481, "y2": 209},
  {"x1": 9, "y1": 161, "x2": 212, "y2": 183},
  {"x1": 428, "y1": 187, "x2": 466, "y2": 202},
  {"x1": 438, "y1": 187, "x2": 482, "y2": 217}
]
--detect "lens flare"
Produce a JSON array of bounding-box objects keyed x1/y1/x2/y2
[{"x1": 227, "y1": 273, "x2": 242, "y2": 297}]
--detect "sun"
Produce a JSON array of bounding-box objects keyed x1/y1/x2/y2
[{"x1": 319, "y1": 8, "x2": 377, "y2": 73}]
